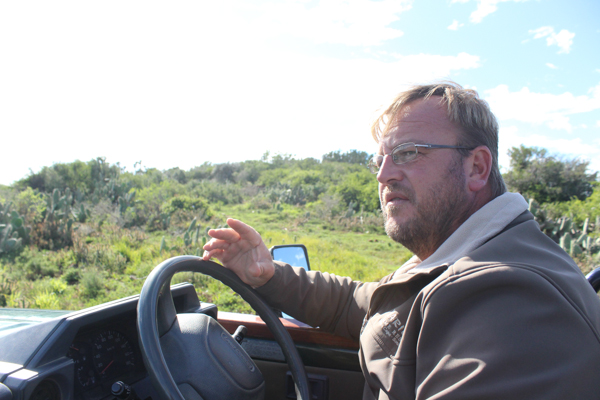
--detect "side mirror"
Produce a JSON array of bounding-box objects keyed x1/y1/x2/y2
[
  {"x1": 269, "y1": 244, "x2": 311, "y2": 272},
  {"x1": 269, "y1": 244, "x2": 311, "y2": 321}
]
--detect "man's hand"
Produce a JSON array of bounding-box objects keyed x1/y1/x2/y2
[{"x1": 202, "y1": 218, "x2": 274, "y2": 288}]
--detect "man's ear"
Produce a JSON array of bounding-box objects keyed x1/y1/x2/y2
[{"x1": 465, "y1": 146, "x2": 492, "y2": 193}]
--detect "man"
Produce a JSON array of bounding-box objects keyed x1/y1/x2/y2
[{"x1": 202, "y1": 82, "x2": 600, "y2": 399}]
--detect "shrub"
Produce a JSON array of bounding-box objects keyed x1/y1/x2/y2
[
  {"x1": 334, "y1": 171, "x2": 379, "y2": 212},
  {"x1": 34, "y1": 291, "x2": 60, "y2": 309},
  {"x1": 504, "y1": 145, "x2": 596, "y2": 203},
  {"x1": 162, "y1": 195, "x2": 213, "y2": 218},
  {"x1": 543, "y1": 182, "x2": 600, "y2": 225},
  {"x1": 211, "y1": 163, "x2": 240, "y2": 183},
  {"x1": 322, "y1": 150, "x2": 371, "y2": 165},
  {"x1": 49, "y1": 278, "x2": 67, "y2": 294},
  {"x1": 63, "y1": 267, "x2": 80, "y2": 285},
  {"x1": 14, "y1": 187, "x2": 46, "y2": 222},
  {"x1": 7, "y1": 290, "x2": 27, "y2": 308},
  {"x1": 185, "y1": 163, "x2": 213, "y2": 182},
  {"x1": 12, "y1": 248, "x2": 60, "y2": 280},
  {"x1": 190, "y1": 181, "x2": 243, "y2": 205},
  {"x1": 80, "y1": 269, "x2": 104, "y2": 299}
]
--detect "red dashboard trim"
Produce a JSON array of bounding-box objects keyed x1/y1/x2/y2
[{"x1": 217, "y1": 311, "x2": 359, "y2": 350}]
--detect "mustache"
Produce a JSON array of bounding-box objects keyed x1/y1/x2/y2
[{"x1": 381, "y1": 183, "x2": 415, "y2": 202}]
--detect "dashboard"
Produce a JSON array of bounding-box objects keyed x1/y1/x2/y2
[
  {"x1": 0, "y1": 281, "x2": 362, "y2": 400},
  {"x1": 0, "y1": 283, "x2": 216, "y2": 400}
]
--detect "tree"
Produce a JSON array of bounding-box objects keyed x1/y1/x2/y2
[
  {"x1": 503, "y1": 145, "x2": 597, "y2": 203},
  {"x1": 211, "y1": 163, "x2": 239, "y2": 183},
  {"x1": 18, "y1": 157, "x2": 122, "y2": 195},
  {"x1": 335, "y1": 170, "x2": 379, "y2": 212},
  {"x1": 322, "y1": 150, "x2": 372, "y2": 166}
]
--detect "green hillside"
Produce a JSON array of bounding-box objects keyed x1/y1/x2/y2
[{"x1": 1, "y1": 148, "x2": 598, "y2": 312}]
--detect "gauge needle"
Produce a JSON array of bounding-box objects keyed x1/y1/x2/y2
[{"x1": 102, "y1": 360, "x2": 114, "y2": 374}]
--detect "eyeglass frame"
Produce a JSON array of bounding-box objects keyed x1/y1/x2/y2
[{"x1": 368, "y1": 142, "x2": 475, "y2": 174}]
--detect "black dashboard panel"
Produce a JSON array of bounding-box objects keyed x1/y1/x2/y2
[
  {"x1": 0, "y1": 283, "x2": 216, "y2": 400},
  {"x1": 0, "y1": 281, "x2": 364, "y2": 400}
]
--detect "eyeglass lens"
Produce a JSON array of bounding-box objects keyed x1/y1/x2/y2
[
  {"x1": 392, "y1": 143, "x2": 417, "y2": 164},
  {"x1": 369, "y1": 143, "x2": 419, "y2": 173}
]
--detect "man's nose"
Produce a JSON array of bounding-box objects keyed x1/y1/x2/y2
[{"x1": 376, "y1": 155, "x2": 404, "y2": 184}]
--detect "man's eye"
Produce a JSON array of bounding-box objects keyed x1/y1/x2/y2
[{"x1": 393, "y1": 150, "x2": 416, "y2": 162}]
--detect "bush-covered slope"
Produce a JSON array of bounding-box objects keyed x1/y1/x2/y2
[
  {"x1": 1, "y1": 152, "x2": 403, "y2": 311},
  {"x1": 1, "y1": 148, "x2": 598, "y2": 312}
]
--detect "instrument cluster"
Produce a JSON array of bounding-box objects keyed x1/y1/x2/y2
[{"x1": 66, "y1": 321, "x2": 146, "y2": 398}]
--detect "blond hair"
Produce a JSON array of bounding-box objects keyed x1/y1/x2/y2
[{"x1": 371, "y1": 81, "x2": 506, "y2": 198}]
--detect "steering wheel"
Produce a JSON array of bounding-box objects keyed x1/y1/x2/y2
[{"x1": 137, "y1": 255, "x2": 311, "y2": 400}]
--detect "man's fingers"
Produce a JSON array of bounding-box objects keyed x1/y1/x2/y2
[
  {"x1": 227, "y1": 218, "x2": 263, "y2": 246},
  {"x1": 201, "y1": 218, "x2": 274, "y2": 288},
  {"x1": 202, "y1": 238, "x2": 231, "y2": 252},
  {"x1": 202, "y1": 248, "x2": 224, "y2": 261},
  {"x1": 206, "y1": 227, "x2": 241, "y2": 243}
]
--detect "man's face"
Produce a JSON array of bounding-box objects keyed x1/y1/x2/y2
[{"x1": 377, "y1": 97, "x2": 472, "y2": 259}]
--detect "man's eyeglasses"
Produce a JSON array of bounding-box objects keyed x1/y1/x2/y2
[{"x1": 368, "y1": 142, "x2": 474, "y2": 174}]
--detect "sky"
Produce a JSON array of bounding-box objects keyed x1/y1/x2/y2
[{"x1": 1, "y1": 0, "x2": 599, "y2": 185}]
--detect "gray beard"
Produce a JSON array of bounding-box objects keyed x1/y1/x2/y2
[{"x1": 382, "y1": 161, "x2": 469, "y2": 258}]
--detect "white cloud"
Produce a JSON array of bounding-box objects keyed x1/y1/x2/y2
[
  {"x1": 470, "y1": 0, "x2": 500, "y2": 23},
  {"x1": 448, "y1": 20, "x2": 464, "y2": 30},
  {"x1": 546, "y1": 63, "x2": 558, "y2": 69},
  {"x1": 549, "y1": 30, "x2": 576, "y2": 54},
  {"x1": 530, "y1": 26, "x2": 554, "y2": 39},
  {"x1": 257, "y1": 0, "x2": 413, "y2": 46},
  {"x1": 597, "y1": 121, "x2": 600, "y2": 127},
  {"x1": 452, "y1": 0, "x2": 530, "y2": 24},
  {"x1": 485, "y1": 83, "x2": 600, "y2": 133},
  {"x1": 529, "y1": 26, "x2": 575, "y2": 54}
]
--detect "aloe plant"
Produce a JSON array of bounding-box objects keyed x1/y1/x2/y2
[
  {"x1": 0, "y1": 224, "x2": 22, "y2": 255},
  {"x1": 73, "y1": 203, "x2": 92, "y2": 223},
  {"x1": 0, "y1": 201, "x2": 30, "y2": 255},
  {"x1": 528, "y1": 198, "x2": 599, "y2": 258}
]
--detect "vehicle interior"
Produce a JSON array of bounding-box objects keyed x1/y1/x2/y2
[{"x1": 0, "y1": 248, "x2": 364, "y2": 400}]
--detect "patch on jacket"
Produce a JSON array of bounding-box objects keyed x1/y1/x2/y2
[
  {"x1": 379, "y1": 311, "x2": 405, "y2": 345},
  {"x1": 366, "y1": 311, "x2": 405, "y2": 357}
]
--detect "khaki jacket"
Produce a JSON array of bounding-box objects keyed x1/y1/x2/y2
[{"x1": 257, "y1": 211, "x2": 600, "y2": 399}]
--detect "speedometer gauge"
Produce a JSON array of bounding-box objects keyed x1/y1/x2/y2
[
  {"x1": 91, "y1": 330, "x2": 136, "y2": 380},
  {"x1": 68, "y1": 342, "x2": 97, "y2": 388}
]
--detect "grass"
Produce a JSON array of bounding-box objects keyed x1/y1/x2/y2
[
  {"x1": 0, "y1": 203, "x2": 411, "y2": 313},
  {"x1": 9, "y1": 198, "x2": 596, "y2": 313},
  {"x1": 3, "y1": 199, "x2": 598, "y2": 313}
]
